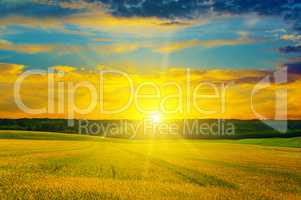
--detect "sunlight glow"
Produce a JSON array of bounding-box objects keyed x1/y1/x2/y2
[{"x1": 151, "y1": 113, "x2": 161, "y2": 123}]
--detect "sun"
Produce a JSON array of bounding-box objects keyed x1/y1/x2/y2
[{"x1": 151, "y1": 112, "x2": 161, "y2": 123}]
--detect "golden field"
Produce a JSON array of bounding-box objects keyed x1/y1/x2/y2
[{"x1": 0, "y1": 131, "x2": 300, "y2": 200}]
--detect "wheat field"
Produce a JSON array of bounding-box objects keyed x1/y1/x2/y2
[{"x1": 0, "y1": 131, "x2": 300, "y2": 199}]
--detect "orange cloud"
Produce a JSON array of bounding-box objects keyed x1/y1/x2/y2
[
  {"x1": 0, "y1": 63, "x2": 24, "y2": 75},
  {"x1": 0, "y1": 39, "x2": 82, "y2": 54},
  {"x1": 94, "y1": 43, "x2": 143, "y2": 54},
  {"x1": 0, "y1": 11, "x2": 200, "y2": 36},
  {"x1": 154, "y1": 33, "x2": 255, "y2": 53},
  {"x1": 52, "y1": 66, "x2": 77, "y2": 73},
  {"x1": 94, "y1": 38, "x2": 113, "y2": 42},
  {"x1": 0, "y1": 64, "x2": 300, "y2": 120},
  {"x1": 89, "y1": 32, "x2": 254, "y2": 54},
  {"x1": 0, "y1": 39, "x2": 55, "y2": 54},
  {"x1": 281, "y1": 34, "x2": 301, "y2": 41}
]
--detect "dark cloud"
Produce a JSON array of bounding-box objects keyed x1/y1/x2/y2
[
  {"x1": 102, "y1": 0, "x2": 210, "y2": 19},
  {"x1": 158, "y1": 20, "x2": 192, "y2": 26},
  {"x1": 94, "y1": 0, "x2": 301, "y2": 29},
  {"x1": 279, "y1": 45, "x2": 301, "y2": 54},
  {"x1": 90, "y1": 0, "x2": 299, "y2": 19},
  {"x1": 2, "y1": 1, "x2": 301, "y2": 26},
  {"x1": 0, "y1": 1, "x2": 81, "y2": 18},
  {"x1": 283, "y1": 61, "x2": 301, "y2": 74},
  {"x1": 234, "y1": 76, "x2": 267, "y2": 84}
]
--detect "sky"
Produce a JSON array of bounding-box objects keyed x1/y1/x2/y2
[{"x1": 0, "y1": 0, "x2": 301, "y2": 120}]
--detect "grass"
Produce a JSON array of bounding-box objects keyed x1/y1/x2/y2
[
  {"x1": 232, "y1": 137, "x2": 301, "y2": 148},
  {"x1": 0, "y1": 130, "x2": 300, "y2": 199}
]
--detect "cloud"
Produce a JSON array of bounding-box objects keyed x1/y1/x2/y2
[
  {"x1": 88, "y1": 32, "x2": 255, "y2": 54},
  {"x1": 64, "y1": 11, "x2": 202, "y2": 35},
  {"x1": 279, "y1": 45, "x2": 301, "y2": 54},
  {"x1": 52, "y1": 0, "x2": 299, "y2": 33},
  {"x1": 0, "y1": 63, "x2": 24, "y2": 74},
  {"x1": 158, "y1": 20, "x2": 193, "y2": 26},
  {"x1": 0, "y1": 0, "x2": 300, "y2": 36},
  {"x1": 0, "y1": 63, "x2": 25, "y2": 84},
  {"x1": 3, "y1": 0, "x2": 299, "y2": 25},
  {"x1": 1, "y1": 63, "x2": 300, "y2": 119},
  {"x1": 94, "y1": 38, "x2": 112, "y2": 42},
  {"x1": 88, "y1": 0, "x2": 299, "y2": 23},
  {"x1": 51, "y1": 66, "x2": 76, "y2": 73},
  {"x1": 283, "y1": 62, "x2": 301, "y2": 75},
  {"x1": 94, "y1": 43, "x2": 144, "y2": 54},
  {"x1": 154, "y1": 40, "x2": 201, "y2": 54},
  {"x1": 196, "y1": 69, "x2": 268, "y2": 82},
  {"x1": 281, "y1": 34, "x2": 301, "y2": 41},
  {"x1": 55, "y1": 0, "x2": 104, "y2": 10},
  {"x1": 0, "y1": 39, "x2": 144, "y2": 55},
  {"x1": 0, "y1": 39, "x2": 55, "y2": 54},
  {"x1": 0, "y1": 30, "x2": 253, "y2": 55},
  {"x1": 154, "y1": 33, "x2": 255, "y2": 53},
  {"x1": 0, "y1": 0, "x2": 81, "y2": 18},
  {"x1": 165, "y1": 68, "x2": 269, "y2": 85},
  {"x1": 0, "y1": 11, "x2": 199, "y2": 36},
  {"x1": 0, "y1": 39, "x2": 82, "y2": 54},
  {"x1": 0, "y1": 0, "x2": 297, "y2": 54}
]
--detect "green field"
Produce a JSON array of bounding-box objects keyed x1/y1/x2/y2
[{"x1": 0, "y1": 131, "x2": 301, "y2": 199}]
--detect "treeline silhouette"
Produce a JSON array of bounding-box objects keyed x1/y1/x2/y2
[{"x1": 0, "y1": 118, "x2": 300, "y2": 139}]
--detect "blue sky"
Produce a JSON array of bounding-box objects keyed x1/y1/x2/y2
[{"x1": 0, "y1": 0, "x2": 300, "y2": 71}]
